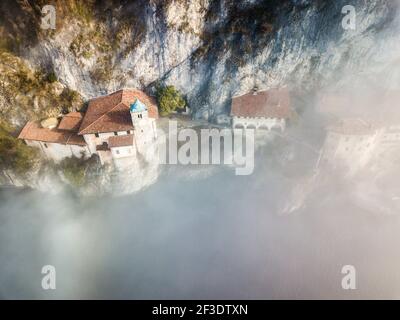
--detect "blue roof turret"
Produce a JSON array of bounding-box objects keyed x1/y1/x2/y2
[
  {"x1": 130, "y1": 99, "x2": 147, "y2": 113},
  {"x1": 129, "y1": 99, "x2": 147, "y2": 112}
]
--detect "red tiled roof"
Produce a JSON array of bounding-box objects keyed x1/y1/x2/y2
[
  {"x1": 78, "y1": 89, "x2": 159, "y2": 135},
  {"x1": 230, "y1": 88, "x2": 291, "y2": 119},
  {"x1": 58, "y1": 112, "x2": 83, "y2": 132},
  {"x1": 108, "y1": 134, "x2": 134, "y2": 148},
  {"x1": 18, "y1": 121, "x2": 86, "y2": 146},
  {"x1": 66, "y1": 134, "x2": 86, "y2": 146}
]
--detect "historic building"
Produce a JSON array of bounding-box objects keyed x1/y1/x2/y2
[
  {"x1": 18, "y1": 89, "x2": 159, "y2": 165},
  {"x1": 318, "y1": 118, "x2": 400, "y2": 172},
  {"x1": 18, "y1": 113, "x2": 90, "y2": 162},
  {"x1": 230, "y1": 87, "x2": 291, "y2": 131}
]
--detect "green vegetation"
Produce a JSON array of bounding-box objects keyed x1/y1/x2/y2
[
  {"x1": 0, "y1": 51, "x2": 84, "y2": 127},
  {"x1": 34, "y1": 68, "x2": 58, "y2": 84},
  {"x1": 155, "y1": 85, "x2": 187, "y2": 116},
  {"x1": 60, "y1": 88, "x2": 83, "y2": 113},
  {"x1": 70, "y1": 1, "x2": 94, "y2": 23},
  {"x1": 0, "y1": 125, "x2": 39, "y2": 175},
  {"x1": 69, "y1": 33, "x2": 91, "y2": 58},
  {"x1": 46, "y1": 71, "x2": 58, "y2": 83},
  {"x1": 58, "y1": 156, "x2": 94, "y2": 187}
]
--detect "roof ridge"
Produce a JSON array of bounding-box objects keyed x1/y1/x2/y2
[
  {"x1": 65, "y1": 129, "x2": 79, "y2": 145},
  {"x1": 65, "y1": 133, "x2": 71, "y2": 145},
  {"x1": 78, "y1": 100, "x2": 127, "y2": 135},
  {"x1": 78, "y1": 90, "x2": 125, "y2": 133}
]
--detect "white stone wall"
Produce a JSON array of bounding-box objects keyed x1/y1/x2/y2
[
  {"x1": 131, "y1": 110, "x2": 149, "y2": 124},
  {"x1": 232, "y1": 116, "x2": 286, "y2": 131},
  {"x1": 320, "y1": 131, "x2": 378, "y2": 171},
  {"x1": 97, "y1": 150, "x2": 112, "y2": 165},
  {"x1": 111, "y1": 145, "x2": 136, "y2": 159},
  {"x1": 134, "y1": 118, "x2": 157, "y2": 155},
  {"x1": 25, "y1": 140, "x2": 90, "y2": 162},
  {"x1": 320, "y1": 126, "x2": 400, "y2": 174},
  {"x1": 70, "y1": 144, "x2": 90, "y2": 158},
  {"x1": 379, "y1": 127, "x2": 400, "y2": 145},
  {"x1": 83, "y1": 130, "x2": 132, "y2": 153}
]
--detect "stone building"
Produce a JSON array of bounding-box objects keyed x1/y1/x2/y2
[
  {"x1": 319, "y1": 118, "x2": 400, "y2": 172},
  {"x1": 77, "y1": 89, "x2": 158, "y2": 164},
  {"x1": 18, "y1": 89, "x2": 159, "y2": 165},
  {"x1": 18, "y1": 112, "x2": 90, "y2": 162},
  {"x1": 230, "y1": 87, "x2": 291, "y2": 131}
]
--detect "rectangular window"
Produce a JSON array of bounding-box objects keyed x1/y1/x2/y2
[
  {"x1": 127, "y1": 130, "x2": 131, "y2": 134},
  {"x1": 114, "y1": 132, "x2": 118, "y2": 136},
  {"x1": 95, "y1": 133, "x2": 99, "y2": 138},
  {"x1": 44, "y1": 143, "x2": 48, "y2": 148},
  {"x1": 116, "y1": 150, "x2": 120, "y2": 155}
]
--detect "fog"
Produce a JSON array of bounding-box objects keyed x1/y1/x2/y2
[
  {"x1": 1, "y1": 0, "x2": 400, "y2": 300},
  {"x1": 1, "y1": 125, "x2": 400, "y2": 299},
  {"x1": 2, "y1": 61, "x2": 400, "y2": 300}
]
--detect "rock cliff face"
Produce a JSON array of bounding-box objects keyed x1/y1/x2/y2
[
  {"x1": 1, "y1": 0, "x2": 399, "y2": 123},
  {"x1": 0, "y1": 0, "x2": 399, "y2": 194}
]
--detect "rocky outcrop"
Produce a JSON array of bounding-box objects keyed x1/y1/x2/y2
[
  {"x1": 24, "y1": 1, "x2": 400, "y2": 118},
  {"x1": 2, "y1": 0, "x2": 398, "y2": 124},
  {"x1": 1, "y1": 0, "x2": 399, "y2": 195}
]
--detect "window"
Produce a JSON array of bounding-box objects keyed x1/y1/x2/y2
[
  {"x1": 127, "y1": 130, "x2": 131, "y2": 134},
  {"x1": 44, "y1": 143, "x2": 48, "y2": 148},
  {"x1": 95, "y1": 133, "x2": 99, "y2": 138},
  {"x1": 138, "y1": 114, "x2": 142, "y2": 119},
  {"x1": 116, "y1": 150, "x2": 120, "y2": 155},
  {"x1": 114, "y1": 132, "x2": 118, "y2": 136}
]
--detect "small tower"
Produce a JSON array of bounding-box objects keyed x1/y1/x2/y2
[
  {"x1": 130, "y1": 98, "x2": 149, "y2": 124},
  {"x1": 130, "y1": 99, "x2": 157, "y2": 155}
]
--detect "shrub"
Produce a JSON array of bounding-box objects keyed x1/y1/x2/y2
[
  {"x1": 59, "y1": 156, "x2": 89, "y2": 187},
  {"x1": 46, "y1": 71, "x2": 57, "y2": 83},
  {"x1": 0, "y1": 127, "x2": 39, "y2": 175},
  {"x1": 58, "y1": 155, "x2": 100, "y2": 187},
  {"x1": 60, "y1": 88, "x2": 83, "y2": 113},
  {"x1": 155, "y1": 85, "x2": 186, "y2": 116}
]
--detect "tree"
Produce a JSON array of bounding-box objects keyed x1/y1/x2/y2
[
  {"x1": 0, "y1": 127, "x2": 39, "y2": 175},
  {"x1": 156, "y1": 85, "x2": 186, "y2": 116},
  {"x1": 59, "y1": 156, "x2": 87, "y2": 187},
  {"x1": 46, "y1": 71, "x2": 57, "y2": 83}
]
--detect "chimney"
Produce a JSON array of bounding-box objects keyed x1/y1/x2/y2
[{"x1": 252, "y1": 85, "x2": 259, "y2": 95}]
